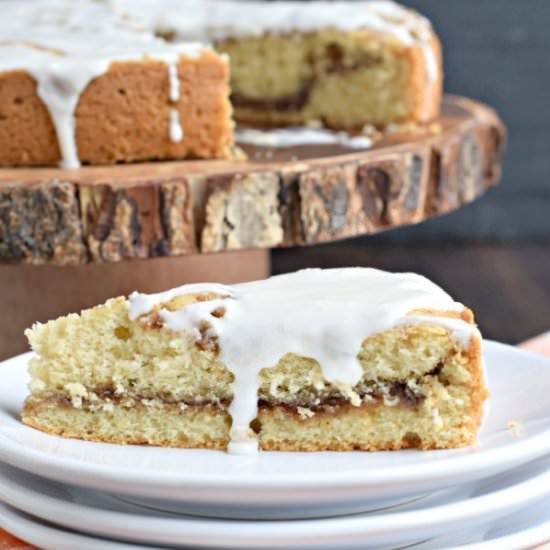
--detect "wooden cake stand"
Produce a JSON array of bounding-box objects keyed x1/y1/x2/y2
[{"x1": 0, "y1": 95, "x2": 505, "y2": 359}]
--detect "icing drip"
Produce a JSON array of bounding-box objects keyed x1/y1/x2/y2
[
  {"x1": 30, "y1": 59, "x2": 109, "y2": 170},
  {"x1": 128, "y1": 268, "x2": 477, "y2": 454},
  {"x1": 169, "y1": 108, "x2": 184, "y2": 143},
  {"x1": 236, "y1": 127, "x2": 372, "y2": 149},
  {"x1": 167, "y1": 61, "x2": 180, "y2": 102},
  {"x1": 167, "y1": 61, "x2": 183, "y2": 143}
]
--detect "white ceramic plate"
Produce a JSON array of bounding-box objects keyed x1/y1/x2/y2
[
  {"x1": 412, "y1": 489, "x2": 550, "y2": 550},
  {"x1": 1, "y1": 457, "x2": 550, "y2": 549},
  {"x1": 1, "y1": 341, "x2": 550, "y2": 520},
  {"x1": 3, "y1": 501, "x2": 550, "y2": 550},
  {"x1": 0, "y1": 501, "x2": 162, "y2": 550}
]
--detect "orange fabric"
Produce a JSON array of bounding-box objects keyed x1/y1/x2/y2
[
  {"x1": 520, "y1": 332, "x2": 550, "y2": 357},
  {"x1": 2, "y1": 335, "x2": 550, "y2": 549},
  {"x1": 0, "y1": 531, "x2": 35, "y2": 550}
]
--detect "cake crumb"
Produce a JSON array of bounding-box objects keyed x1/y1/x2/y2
[
  {"x1": 142, "y1": 398, "x2": 164, "y2": 409},
  {"x1": 432, "y1": 407, "x2": 443, "y2": 429},
  {"x1": 101, "y1": 401, "x2": 115, "y2": 413},
  {"x1": 381, "y1": 384, "x2": 400, "y2": 407},
  {"x1": 65, "y1": 382, "x2": 88, "y2": 409},
  {"x1": 507, "y1": 420, "x2": 523, "y2": 437},
  {"x1": 297, "y1": 407, "x2": 315, "y2": 420},
  {"x1": 121, "y1": 397, "x2": 136, "y2": 408},
  {"x1": 383, "y1": 395, "x2": 400, "y2": 407},
  {"x1": 30, "y1": 379, "x2": 46, "y2": 393}
]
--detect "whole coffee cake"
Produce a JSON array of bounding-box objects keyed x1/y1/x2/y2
[{"x1": 0, "y1": 0, "x2": 442, "y2": 168}]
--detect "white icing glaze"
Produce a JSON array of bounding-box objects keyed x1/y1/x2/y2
[
  {"x1": 167, "y1": 61, "x2": 180, "y2": 102},
  {"x1": 117, "y1": 0, "x2": 438, "y2": 98},
  {"x1": 169, "y1": 109, "x2": 184, "y2": 143},
  {"x1": 127, "y1": 268, "x2": 477, "y2": 454},
  {"x1": 115, "y1": 0, "x2": 433, "y2": 46},
  {"x1": 236, "y1": 127, "x2": 372, "y2": 149},
  {"x1": 3, "y1": 0, "x2": 434, "y2": 47}
]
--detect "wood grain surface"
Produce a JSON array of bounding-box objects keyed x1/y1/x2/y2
[{"x1": 0, "y1": 96, "x2": 505, "y2": 266}]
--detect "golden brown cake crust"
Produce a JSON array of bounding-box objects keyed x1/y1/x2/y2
[
  {"x1": 0, "y1": 51, "x2": 235, "y2": 167},
  {"x1": 22, "y1": 414, "x2": 230, "y2": 450}
]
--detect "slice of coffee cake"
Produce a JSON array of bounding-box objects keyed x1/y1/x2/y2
[{"x1": 23, "y1": 268, "x2": 487, "y2": 453}]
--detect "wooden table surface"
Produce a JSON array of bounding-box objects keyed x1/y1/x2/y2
[{"x1": 1, "y1": 332, "x2": 550, "y2": 549}]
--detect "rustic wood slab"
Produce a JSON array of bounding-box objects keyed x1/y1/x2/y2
[{"x1": 0, "y1": 96, "x2": 505, "y2": 266}]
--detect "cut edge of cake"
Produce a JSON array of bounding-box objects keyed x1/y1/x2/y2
[{"x1": 217, "y1": 28, "x2": 442, "y2": 131}]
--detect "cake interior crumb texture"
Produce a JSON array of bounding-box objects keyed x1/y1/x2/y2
[
  {"x1": 218, "y1": 28, "x2": 442, "y2": 130},
  {"x1": 23, "y1": 290, "x2": 487, "y2": 452}
]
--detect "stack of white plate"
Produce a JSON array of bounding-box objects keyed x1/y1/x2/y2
[{"x1": 1, "y1": 341, "x2": 550, "y2": 550}]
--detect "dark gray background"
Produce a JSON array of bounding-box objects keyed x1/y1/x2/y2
[{"x1": 371, "y1": 0, "x2": 548, "y2": 242}]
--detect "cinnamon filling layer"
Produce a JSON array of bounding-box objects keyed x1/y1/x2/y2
[
  {"x1": 232, "y1": 53, "x2": 382, "y2": 113},
  {"x1": 33, "y1": 379, "x2": 427, "y2": 413},
  {"x1": 262, "y1": 382, "x2": 426, "y2": 412},
  {"x1": 232, "y1": 80, "x2": 315, "y2": 112}
]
